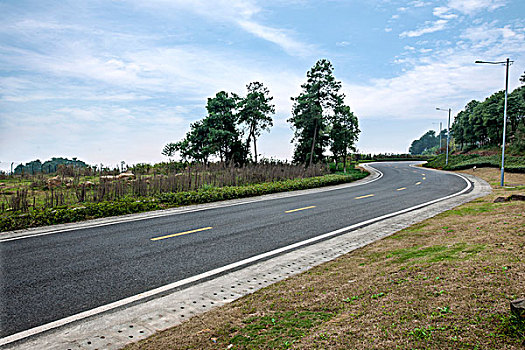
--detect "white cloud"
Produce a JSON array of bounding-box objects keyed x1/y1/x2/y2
[
  {"x1": 400, "y1": 20, "x2": 448, "y2": 37},
  {"x1": 128, "y1": 0, "x2": 315, "y2": 58},
  {"x1": 237, "y1": 20, "x2": 314, "y2": 57},
  {"x1": 433, "y1": 6, "x2": 459, "y2": 19},
  {"x1": 336, "y1": 41, "x2": 350, "y2": 47},
  {"x1": 347, "y1": 21, "x2": 524, "y2": 123},
  {"x1": 447, "y1": 0, "x2": 506, "y2": 14},
  {"x1": 410, "y1": 1, "x2": 431, "y2": 7}
]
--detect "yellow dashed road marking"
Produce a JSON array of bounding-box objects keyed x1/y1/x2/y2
[
  {"x1": 355, "y1": 194, "x2": 375, "y2": 199},
  {"x1": 285, "y1": 206, "x2": 316, "y2": 213},
  {"x1": 151, "y1": 227, "x2": 213, "y2": 241}
]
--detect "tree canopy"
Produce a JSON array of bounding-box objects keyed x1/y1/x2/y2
[
  {"x1": 409, "y1": 130, "x2": 448, "y2": 155},
  {"x1": 237, "y1": 82, "x2": 275, "y2": 163},
  {"x1": 451, "y1": 86, "x2": 524, "y2": 150},
  {"x1": 288, "y1": 59, "x2": 359, "y2": 166},
  {"x1": 163, "y1": 83, "x2": 274, "y2": 165}
]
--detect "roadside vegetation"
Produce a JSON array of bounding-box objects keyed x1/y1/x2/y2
[
  {"x1": 409, "y1": 83, "x2": 524, "y2": 157},
  {"x1": 124, "y1": 168, "x2": 525, "y2": 350},
  {"x1": 424, "y1": 152, "x2": 525, "y2": 173},
  {"x1": 0, "y1": 162, "x2": 367, "y2": 232}
]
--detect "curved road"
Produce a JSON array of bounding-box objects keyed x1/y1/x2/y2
[{"x1": 0, "y1": 162, "x2": 470, "y2": 339}]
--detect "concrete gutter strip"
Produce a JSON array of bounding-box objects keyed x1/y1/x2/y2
[{"x1": 1, "y1": 171, "x2": 491, "y2": 350}]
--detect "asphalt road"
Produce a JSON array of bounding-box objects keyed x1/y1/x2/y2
[{"x1": 0, "y1": 162, "x2": 469, "y2": 339}]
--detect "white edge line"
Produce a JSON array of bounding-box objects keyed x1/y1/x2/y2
[
  {"x1": 1, "y1": 167, "x2": 383, "y2": 243},
  {"x1": 0, "y1": 165, "x2": 470, "y2": 347}
]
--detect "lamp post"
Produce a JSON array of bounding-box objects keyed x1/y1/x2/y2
[
  {"x1": 436, "y1": 108, "x2": 451, "y2": 165},
  {"x1": 475, "y1": 58, "x2": 513, "y2": 187}
]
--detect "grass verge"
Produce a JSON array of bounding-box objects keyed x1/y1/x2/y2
[
  {"x1": 124, "y1": 168, "x2": 524, "y2": 350},
  {"x1": 0, "y1": 171, "x2": 367, "y2": 232},
  {"x1": 424, "y1": 153, "x2": 525, "y2": 173}
]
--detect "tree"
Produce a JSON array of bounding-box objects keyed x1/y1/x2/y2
[
  {"x1": 409, "y1": 130, "x2": 440, "y2": 155},
  {"x1": 163, "y1": 91, "x2": 247, "y2": 165},
  {"x1": 164, "y1": 120, "x2": 214, "y2": 163},
  {"x1": 205, "y1": 91, "x2": 247, "y2": 165},
  {"x1": 329, "y1": 98, "x2": 360, "y2": 172},
  {"x1": 238, "y1": 82, "x2": 275, "y2": 163},
  {"x1": 289, "y1": 59, "x2": 342, "y2": 166},
  {"x1": 520, "y1": 71, "x2": 525, "y2": 84},
  {"x1": 507, "y1": 86, "x2": 525, "y2": 136}
]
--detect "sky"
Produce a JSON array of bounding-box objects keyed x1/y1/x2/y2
[{"x1": 1, "y1": 0, "x2": 524, "y2": 171}]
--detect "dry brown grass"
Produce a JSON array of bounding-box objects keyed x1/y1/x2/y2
[{"x1": 124, "y1": 169, "x2": 525, "y2": 350}]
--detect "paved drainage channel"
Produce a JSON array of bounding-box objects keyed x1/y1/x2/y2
[{"x1": 3, "y1": 173, "x2": 490, "y2": 350}]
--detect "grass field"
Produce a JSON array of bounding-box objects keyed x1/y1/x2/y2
[{"x1": 124, "y1": 168, "x2": 525, "y2": 350}]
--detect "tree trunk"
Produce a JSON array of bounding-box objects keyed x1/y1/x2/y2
[
  {"x1": 343, "y1": 151, "x2": 347, "y2": 174},
  {"x1": 309, "y1": 119, "x2": 318, "y2": 167},
  {"x1": 253, "y1": 136, "x2": 258, "y2": 164}
]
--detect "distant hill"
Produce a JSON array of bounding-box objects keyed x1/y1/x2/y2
[{"x1": 14, "y1": 157, "x2": 88, "y2": 174}]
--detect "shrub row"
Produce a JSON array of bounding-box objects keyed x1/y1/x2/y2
[
  {"x1": 424, "y1": 154, "x2": 525, "y2": 173},
  {"x1": 0, "y1": 171, "x2": 368, "y2": 232},
  {"x1": 156, "y1": 172, "x2": 367, "y2": 206}
]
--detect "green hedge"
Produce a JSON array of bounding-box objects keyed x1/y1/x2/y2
[
  {"x1": 424, "y1": 154, "x2": 525, "y2": 173},
  {"x1": 0, "y1": 172, "x2": 368, "y2": 232},
  {"x1": 156, "y1": 172, "x2": 367, "y2": 205}
]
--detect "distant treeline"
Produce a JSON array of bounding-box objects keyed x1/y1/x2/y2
[
  {"x1": 410, "y1": 84, "x2": 524, "y2": 155},
  {"x1": 452, "y1": 86, "x2": 524, "y2": 151},
  {"x1": 14, "y1": 157, "x2": 88, "y2": 175}
]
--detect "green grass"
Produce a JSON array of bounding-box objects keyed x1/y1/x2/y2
[
  {"x1": 228, "y1": 311, "x2": 334, "y2": 349},
  {"x1": 424, "y1": 153, "x2": 525, "y2": 173},
  {"x1": 385, "y1": 243, "x2": 485, "y2": 264},
  {"x1": 443, "y1": 202, "x2": 496, "y2": 216}
]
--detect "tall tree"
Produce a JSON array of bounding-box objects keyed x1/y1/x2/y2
[
  {"x1": 238, "y1": 82, "x2": 275, "y2": 163},
  {"x1": 205, "y1": 91, "x2": 247, "y2": 165},
  {"x1": 289, "y1": 59, "x2": 342, "y2": 166},
  {"x1": 163, "y1": 91, "x2": 247, "y2": 165},
  {"x1": 330, "y1": 98, "x2": 360, "y2": 172}
]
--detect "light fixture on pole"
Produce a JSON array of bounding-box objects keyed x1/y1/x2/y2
[
  {"x1": 475, "y1": 58, "x2": 513, "y2": 187},
  {"x1": 436, "y1": 107, "x2": 451, "y2": 165}
]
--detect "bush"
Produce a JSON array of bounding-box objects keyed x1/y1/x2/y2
[{"x1": 424, "y1": 154, "x2": 525, "y2": 173}]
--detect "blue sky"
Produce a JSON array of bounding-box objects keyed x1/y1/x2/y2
[{"x1": 1, "y1": 0, "x2": 524, "y2": 170}]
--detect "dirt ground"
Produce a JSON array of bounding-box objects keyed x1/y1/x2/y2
[{"x1": 124, "y1": 168, "x2": 525, "y2": 350}]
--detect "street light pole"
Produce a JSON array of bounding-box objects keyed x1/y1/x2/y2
[
  {"x1": 436, "y1": 107, "x2": 452, "y2": 165},
  {"x1": 475, "y1": 58, "x2": 512, "y2": 187}
]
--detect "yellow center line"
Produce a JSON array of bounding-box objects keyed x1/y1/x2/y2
[
  {"x1": 285, "y1": 206, "x2": 316, "y2": 213},
  {"x1": 416, "y1": 181, "x2": 422, "y2": 185},
  {"x1": 422, "y1": 177, "x2": 426, "y2": 180},
  {"x1": 396, "y1": 187, "x2": 407, "y2": 191},
  {"x1": 151, "y1": 227, "x2": 213, "y2": 241},
  {"x1": 355, "y1": 194, "x2": 375, "y2": 199},
  {"x1": 421, "y1": 173, "x2": 426, "y2": 176}
]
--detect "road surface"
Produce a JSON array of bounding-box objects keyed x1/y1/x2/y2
[{"x1": 0, "y1": 162, "x2": 469, "y2": 339}]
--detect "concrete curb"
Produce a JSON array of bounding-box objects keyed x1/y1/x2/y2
[{"x1": 1, "y1": 169, "x2": 491, "y2": 350}]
